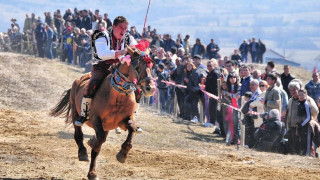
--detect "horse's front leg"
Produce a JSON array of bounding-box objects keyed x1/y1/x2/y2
[
  {"x1": 87, "y1": 118, "x2": 108, "y2": 180},
  {"x1": 117, "y1": 118, "x2": 135, "y2": 163}
]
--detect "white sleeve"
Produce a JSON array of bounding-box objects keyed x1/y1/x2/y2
[
  {"x1": 301, "y1": 102, "x2": 311, "y2": 126},
  {"x1": 95, "y1": 36, "x2": 116, "y2": 60},
  {"x1": 129, "y1": 35, "x2": 137, "y2": 46}
]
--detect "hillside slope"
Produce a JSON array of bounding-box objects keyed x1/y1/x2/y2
[{"x1": 0, "y1": 53, "x2": 319, "y2": 180}]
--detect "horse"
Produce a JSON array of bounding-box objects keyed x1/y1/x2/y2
[{"x1": 50, "y1": 46, "x2": 155, "y2": 180}]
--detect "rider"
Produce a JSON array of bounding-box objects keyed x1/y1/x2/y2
[{"x1": 75, "y1": 16, "x2": 137, "y2": 126}]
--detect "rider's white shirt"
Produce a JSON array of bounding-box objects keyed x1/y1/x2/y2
[{"x1": 95, "y1": 31, "x2": 137, "y2": 61}]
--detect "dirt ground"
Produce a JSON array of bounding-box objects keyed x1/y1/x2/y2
[{"x1": 0, "y1": 53, "x2": 319, "y2": 180}]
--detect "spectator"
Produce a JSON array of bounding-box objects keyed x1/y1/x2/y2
[
  {"x1": 240, "y1": 65, "x2": 252, "y2": 97},
  {"x1": 54, "y1": 13, "x2": 63, "y2": 36},
  {"x1": 250, "y1": 80, "x2": 268, "y2": 128},
  {"x1": 191, "y1": 38, "x2": 205, "y2": 58},
  {"x1": 305, "y1": 72, "x2": 320, "y2": 108},
  {"x1": 45, "y1": 23, "x2": 53, "y2": 59},
  {"x1": 280, "y1": 65, "x2": 294, "y2": 99},
  {"x1": 261, "y1": 61, "x2": 277, "y2": 80},
  {"x1": 170, "y1": 57, "x2": 185, "y2": 118},
  {"x1": 150, "y1": 35, "x2": 163, "y2": 48},
  {"x1": 23, "y1": 14, "x2": 32, "y2": 33},
  {"x1": 11, "y1": 18, "x2": 20, "y2": 32},
  {"x1": 81, "y1": 10, "x2": 92, "y2": 31},
  {"x1": 34, "y1": 20, "x2": 46, "y2": 57},
  {"x1": 225, "y1": 72, "x2": 241, "y2": 145},
  {"x1": 305, "y1": 72, "x2": 320, "y2": 121},
  {"x1": 74, "y1": 12, "x2": 82, "y2": 28},
  {"x1": 130, "y1": 26, "x2": 142, "y2": 40},
  {"x1": 186, "y1": 55, "x2": 207, "y2": 123},
  {"x1": 154, "y1": 47, "x2": 165, "y2": 65},
  {"x1": 251, "y1": 69, "x2": 262, "y2": 81},
  {"x1": 177, "y1": 47, "x2": 185, "y2": 59},
  {"x1": 175, "y1": 39, "x2": 183, "y2": 49},
  {"x1": 183, "y1": 35, "x2": 190, "y2": 53},
  {"x1": 45, "y1": 12, "x2": 53, "y2": 27},
  {"x1": 205, "y1": 59, "x2": 223, "y2": 134},
  {"x1": 276, "y1": 78, "x2": 289, "y2": 116},
  {"x1": 63, "y1": 27, "x2": 73, "y2": 63},
  {"x1": 297, "y1": 89, "x2": 319, "y2": 155},
  {"x1": 182, "y1": 62, "x2": 196, "y2": 120},
  {"x1": 254, "y1": 109, "x2": 285, "y2": 152},
  {"x1": 231, "y1": 49, "x2": 242, "y2": 62},
  {"x1": 263, "y1": 73, "x2": 282, "y2": 113},
  {"x1": 96, "y1": 15, "x2": 107, "y2": 30},
  {"x1": 103, "y1": 13, "x2": 112, "y2": 29},
  {"x1": 63, "y1": 8, "x2": 73, "y2": 21},
  {"x1": 78, "y1": 39, "x2": 92, "y2": 67},
  {"x1": 206, "y1": 38, "x2": 220, "y2": 59},
  {"x1": 163, "y1": 34, "x2": 176, "y2": 52},
  {"x1": 249, "y1": 37, "x2": 259, "y2": 63},
  {"x1": 156, "y1": 63, "x2": 169, "y2": 112},
  {"x1": 257, "y1": 39, "x2": 266, "y2": 64},
  {"x1": 241, "y1": 91, "x2": 255, "y2": 148},
  {"x1": 239, "y1": 39, "x2": 249, "y2": 63}
]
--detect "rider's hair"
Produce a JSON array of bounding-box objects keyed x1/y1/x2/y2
[{"x1": 113, "y1": 16, "x2": 129, "y2": 26}]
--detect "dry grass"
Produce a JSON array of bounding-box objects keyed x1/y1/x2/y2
[{"x1": 0, "y1": 52, "x2": 320, "y2": 179}]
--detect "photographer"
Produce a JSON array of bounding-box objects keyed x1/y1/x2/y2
[{"x1": 254, "y1": 109, "x2": 286, "y2": 152}]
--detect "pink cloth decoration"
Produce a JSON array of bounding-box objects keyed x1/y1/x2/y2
[{"x1": 120, "y1": 55, "x2": 131, "y2": 66}]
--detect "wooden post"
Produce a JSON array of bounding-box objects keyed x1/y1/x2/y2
[
  {"x1": 173, "y1": 92, "x2": 178, "y2": 117},
  {"x1": 240, "y1": 96, "x2": 245, "y2": 147},
  {"x1": 199, "y1": 100, "x2": 204, "y2": 124},
  {"x1": 72, "y1": 37, "x2": 76, "y2": 65},
  {"x1": 20, "y1": 40, "x2": 24, "y2": 53}
]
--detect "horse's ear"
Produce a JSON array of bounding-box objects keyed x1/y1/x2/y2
[{"x1": 126, "y1": 45, "x2": 135, "y2": 57}]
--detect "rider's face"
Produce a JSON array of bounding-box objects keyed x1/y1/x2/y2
[{"x1": 113, "y1": 22, "x2": 128, "y2": 40}]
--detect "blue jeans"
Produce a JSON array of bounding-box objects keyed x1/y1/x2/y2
[
  {"x1": 251, "y1": 51, "x2": 257, "y2": 63},
  {"x1": 159, "y1": 88, "x2": 168, "y2": 112},
  {"x1": 241, "y1": 53, "x2": 248, "y2": 63},
  {"x1": 46, "y1": 40, "x2": 53, "y2": 59}
]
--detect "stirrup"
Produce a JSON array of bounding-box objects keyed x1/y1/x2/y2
[{"x1": 75, "y1": 116, "x2": 87, "y2": 127}]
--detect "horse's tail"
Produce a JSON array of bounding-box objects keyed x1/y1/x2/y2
[{"x1": 49, "y1": 89, "x2": 71, "y2": 123}]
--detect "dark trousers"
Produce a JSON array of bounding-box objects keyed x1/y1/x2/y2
[
  {"x1": 209, "y1": 98, "x2": 218, "y2": 124},
  {"x1": 85, "y1": 62, "x2": 111, "y2": 98},
  {"x1": 257, "y1": 54, "x2": 263, "y2": 64},
  {"x1": 217, "y1": 109, "x2": 226, "y2": 136},
  {"x1": 251, "y1": 51, "x2": 257, "y2": 63},
  {"x1": 288, "y1": 126, "x2": 309, "y2": 155},
  {"x1": 185, "y1": 90, "x2": 205, "y2": 120},
  {"x1": 159, "y1": 88, "x2": 168, "y2": 112},
  {"x1": 244, "y1": 116, "x2": 255, "y2": 148},
  {"x1": 175, "y1": 87, "x2": 185, "y2": 117},
  {"x1": 36, "y1": 40, "x2": 45, "y2": 57}
]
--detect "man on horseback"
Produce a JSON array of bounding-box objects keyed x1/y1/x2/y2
[{"x1": 75, "y1": 16, "x2": 137, "y2": 126}]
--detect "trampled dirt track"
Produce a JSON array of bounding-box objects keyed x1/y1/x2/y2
[{"x1": 0, "y1": 53, "x2": 320, "y2": 180}]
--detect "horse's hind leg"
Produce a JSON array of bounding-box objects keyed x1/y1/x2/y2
[
  {"x1": 87, "y1": 118, "x2": 108, "y2": 180},
  {"x1": 74, "y1": 126, "x2": 89, "y2": 161},
  {"x1": 117, "y1": 118, "x2": 135, "y2": 163}
]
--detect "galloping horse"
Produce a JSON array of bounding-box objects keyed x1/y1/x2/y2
[{"x1": 50, "y1": 46, "x2": 155, "y2": 179}]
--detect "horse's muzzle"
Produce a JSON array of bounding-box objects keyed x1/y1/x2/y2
[{"x1": 142, "y1": 81, "x2": 155, "y2": 97}]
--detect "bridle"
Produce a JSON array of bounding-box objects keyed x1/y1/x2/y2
[{"x1": 111, "y1": 53, "x2": 154, "y2": 95}]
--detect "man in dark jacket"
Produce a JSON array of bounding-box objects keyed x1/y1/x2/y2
[
  {"x1": 249, "y1": 37, "x2": 259, "y2": 63},
  {"x1": 257, "y1": 39, "x2": 266, "y2": 64},
  {"x1": 170, "y1": 58, "x2": 185, "y2": 118},
  {"x1": 280, "y1": 65, "x2": 295, "y2": 98},
  {"x1": 239, "y1": 39, "x2": 249, "y2": 63},
  {"x1": 186, "y1": 55, "x2": 207, "y2": 122},
  {"x1": 205, "y1": 59, "x2": 224, "y2": 135},
  {"x1": 254, "y1": 109, "x2": 285, "y2": 152},
  {"x1": 81, "y1": 10, "x2": 92, "y2": 30},
  {"x1": 191, "y1": 38, "x2": 205, "y2": 58},
  {"x1": 34, "y1": 20, "x2": 46, "y2": 57},
  {"x1": 206, "y1": 38, "x2": 219, "y2": 60},
  {"x1": 156, "y1": 63, "x2": 169, "y2": 112}
]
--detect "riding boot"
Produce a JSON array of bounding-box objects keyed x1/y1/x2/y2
[{"x1": 74, "y1": 97, "x2": 92, "y2": 127}]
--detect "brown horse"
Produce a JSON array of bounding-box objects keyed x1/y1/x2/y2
[{"x1": 50, "y1": 46, "x2": 155, "y2": 180}]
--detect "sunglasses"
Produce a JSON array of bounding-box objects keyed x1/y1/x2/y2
[{"x1": 259, "y1": 85, "x2": 266, "y2": 87}]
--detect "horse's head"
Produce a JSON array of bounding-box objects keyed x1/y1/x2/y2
[{"x1": 119, "y1": 45, "x2": 155, "y2": 97}]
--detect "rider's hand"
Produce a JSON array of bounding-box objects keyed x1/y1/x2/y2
[{"x1": 116, "y1": 48, "x2": 127, "y2": 58}]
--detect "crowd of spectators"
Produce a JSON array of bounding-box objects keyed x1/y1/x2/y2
[{"x1": 2, "y1": 7, "x2": 320, "y2": 157}]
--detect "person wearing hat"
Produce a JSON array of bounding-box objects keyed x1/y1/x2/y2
[
  {"x1": 11, "y1": 18, "x2": 20, "y2": 32},
  {"x1": 254, "y1": 109, "x2": 285, "y2": 152},
  {"x1": 74, "y1": 16, "x2": 137, "y2": 126},
  {"x1": 34, "y1": 19, "x2": 46, "y2": 57},
  {"x1": 185, "y1": 54, "x2": 207, "y2": 123}
]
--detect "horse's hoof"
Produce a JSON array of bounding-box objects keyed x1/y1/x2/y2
[
  {"x1": 116, "y1": 151, "x2": 127, "y2": 163},
  {"x1": 87, "y1": 172, "x2": 99, "y2": 180},
  {"x1": 78, "y1": 148, "x2": 89, "y2": 161}
]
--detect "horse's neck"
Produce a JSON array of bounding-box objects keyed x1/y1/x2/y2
[{"x1": 117, "y1": 64, "x2": 134, "y2": 82}]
